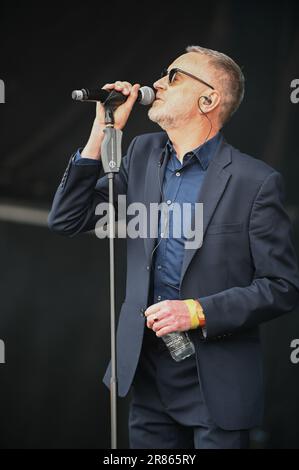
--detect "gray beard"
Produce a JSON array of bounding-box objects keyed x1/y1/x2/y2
[{"x1": 148, "y1": 107, "x2": 177, "y2": 130}]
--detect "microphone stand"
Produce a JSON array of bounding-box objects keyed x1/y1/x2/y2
[{"x1": 101, "y1": 104, "x2": 123, "y2": 450}]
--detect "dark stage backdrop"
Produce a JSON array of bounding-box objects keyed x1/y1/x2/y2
[{"x1": 0, "y1": 1, "x2": 299, "y2": 448}]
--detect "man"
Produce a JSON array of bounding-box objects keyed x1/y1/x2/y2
[{"x1": 48, "y1": 45, "x2": 299, "y2": 449}]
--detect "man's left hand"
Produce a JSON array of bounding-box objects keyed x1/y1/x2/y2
[{"x1": 144, "y1": 300, "x2": 191, "y2": 337}]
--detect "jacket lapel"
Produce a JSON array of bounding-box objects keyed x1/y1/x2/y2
[
  {"x1": 179, "y1": 138, "x2": 232, "y2": 286},
  {"x1": 143, "y1": 142, "x2": 168, "y2": 263}
]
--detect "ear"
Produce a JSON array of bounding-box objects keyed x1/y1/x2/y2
[{"x1": 198, "y1": 90, "x2": 221, "y2": 112}]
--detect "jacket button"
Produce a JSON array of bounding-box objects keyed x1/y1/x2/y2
[{"x1": 140, "y1": 307, "x2": 146, "y2": 317}]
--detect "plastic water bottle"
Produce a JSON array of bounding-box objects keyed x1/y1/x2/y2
[{"x1": 161, "y1": 331, "x2": 195, "y2": 361}]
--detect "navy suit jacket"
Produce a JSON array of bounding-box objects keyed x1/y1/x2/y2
[{"x1": 48, "y1": 131, "x2": 299, "y2": 430}]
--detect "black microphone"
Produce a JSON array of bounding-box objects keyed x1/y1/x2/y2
[{"x1": 72, "y1": 86, "x2": 155, "y2": 106}]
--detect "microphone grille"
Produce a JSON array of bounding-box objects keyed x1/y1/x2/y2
[
  {"x1": 139, "y1": 86, "x2": 155, "y2": 106},
  {"x1": 72, "y1": 90, "x2": 84, "y2": 101}
]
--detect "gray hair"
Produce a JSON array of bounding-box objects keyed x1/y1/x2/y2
[{"x1": 186, "y1": 45, "x2": 245, "y2": 126}]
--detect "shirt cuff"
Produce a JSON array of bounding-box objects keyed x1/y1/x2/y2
[{"x1": 72, "y1": 149, "x2": 101, "y2": 165}]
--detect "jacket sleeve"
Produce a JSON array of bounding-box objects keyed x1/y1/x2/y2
[
  {"x1": 47, "y1": 136, "x2": 138, "y2": 237},
  {"x1": 199, "y1": 170, "x2": 299, "y2": 340}
]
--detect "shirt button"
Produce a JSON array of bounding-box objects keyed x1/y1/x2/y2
[
  {"x1": 146, "y1": 266, "x2": 150, "y2": 271},
  {"x1": 157, "y1": 265, "x2": 162, "y2": 270},
  {"x1": 157, "y1": 295, "x2": 162, "y2": 301},
  {"x1": 176, "y1": 172, "x2": 180, "y2": 177},
  {"x1": 166, "y1": 200, "x2": 172, "y2": 205}
]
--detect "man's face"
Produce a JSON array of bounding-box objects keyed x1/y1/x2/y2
[{"x1": 148, "y1": 52, "x2": 215, "y2": 130}]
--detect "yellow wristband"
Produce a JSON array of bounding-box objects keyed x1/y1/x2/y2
[
  {"x1": 183, "y1": 299, "x2": 205, "y2": 329},
  {"x1": 195, "y1": 300, "x2": 206, "y2": 327}
]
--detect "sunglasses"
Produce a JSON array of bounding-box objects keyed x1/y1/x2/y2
[{"x1": 160, "y1": 67, "x2": 215, "y2": 90}]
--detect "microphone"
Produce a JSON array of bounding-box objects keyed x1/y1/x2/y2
[{"x1": 72, "y1": 86, "x2": 155, "y2": 106}]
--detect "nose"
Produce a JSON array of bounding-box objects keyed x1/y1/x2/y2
[{"x1": 153, "y1": 76, "x2": 167, "y2": 90}]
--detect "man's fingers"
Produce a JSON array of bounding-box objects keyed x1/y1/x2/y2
[
  {"x1": 146, "y1": 313, "x2": 159, "y2": 327},
  {"x1": 146, "y1": 308, "x2": 169, "y2": 329},
  {"x1": 152, "y1": 317, "x2": 169, "y2": 332},
  {"x1": 102, "y1": 82, "x2": 139, "y2": 102},
  {"x1": 115, "y1": 81, "x2": 133, "y2": 94},
  {"x1": 125, "y1": 83, "x2": 140, "y2": 104},
  {"x1": 104, "y1": 81, "x2": 133, "y2": 93},
  {"x1": 156, "y1": 326, "x2": 174, "y2": 337},
  {"x1": 102, "y1": 83, "x2": 115, "y2": 91},
  {"x1": 145, "y1": 300, "x2": 165, "y2": 317},
  {"x1": 102, "y1": 82, "x2": 129, "y2": 93}
]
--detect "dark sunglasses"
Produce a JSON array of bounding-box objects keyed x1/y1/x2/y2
[{"x1": 160, "y1": 67, "x2": 215, "y2": 90}]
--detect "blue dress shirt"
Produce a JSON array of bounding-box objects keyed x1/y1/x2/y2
[{"x1": 152, "y1": 132, "x2": 221, "y2": 304}]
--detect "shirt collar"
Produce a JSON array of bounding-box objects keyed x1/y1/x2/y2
[{"x1": 165, "y1": 131, "x2": 222, "y2": 170}]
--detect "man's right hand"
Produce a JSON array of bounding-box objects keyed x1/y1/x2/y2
[
  {"x1": 97, "y1": 81, "x2": 140, "y2": 130},
  {"x1": 81, "y1": 81, "x2": 140, "y2": 160}
]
